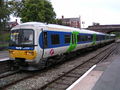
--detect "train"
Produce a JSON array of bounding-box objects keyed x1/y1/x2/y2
[{"x1": 9, "y1": 22, "x2": 115, "y2": 70}]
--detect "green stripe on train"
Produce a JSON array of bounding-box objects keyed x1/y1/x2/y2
[
  {"x1": 67, "y1": 32, "x2": 97, "y2": 52},
  {"x1": 67, "y1": 31, "x2": 79, "y2": 52},
  {"x1": 92, "y1": 34, "x2": 96, "y2": 45}
]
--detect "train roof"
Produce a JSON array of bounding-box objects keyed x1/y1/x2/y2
[
  {"x1": 110, "y1": 34, "x2": 116, "y2": 36},
  {"x1": 12, "y1": 22, "x2": 106, "y2": 35},
  {"x1": 47, "y1": 24, "x2": 105, "y2": 35},
  {"x1": 47, "y1": 23, "x2": 106, "y2": 35}
]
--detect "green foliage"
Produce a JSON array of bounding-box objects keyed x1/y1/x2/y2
[
  {"x1": 8, "y1": 0, "x2": 23, "y2": 17},
  {"x1": 0, "y1": 0, "x2": 11, "y2": 31},
  {"x1": 55, "y1": 19, "x2": 63, "y2": 25},
  {"x1": 0, "y1": 32, "x2": 10, "y2": 47},
  {"x1": 9, "y1": 0, "x2": 56, "y2": 23},
  {"x1": 112, "y1": 32, "x2": 120, "y2": 38},
  {"x1": 0, "y1": 32, "x2": 10, "y2": 42}
]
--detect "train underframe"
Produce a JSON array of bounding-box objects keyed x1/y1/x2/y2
[{"x1": 11, "y1": 40, "x2": 115, "y2": 71}]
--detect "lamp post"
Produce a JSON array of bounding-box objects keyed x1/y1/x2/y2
[{"x1": 82, "y1": 21, "x2": 85, "y2": 28}]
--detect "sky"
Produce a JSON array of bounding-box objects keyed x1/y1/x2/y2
[
  {"x1": 50, "y1": 0, "x2": 120, "y2": 27},
  {"x1": 10, "y1": 0, "x2": 120, "y2": 28}
]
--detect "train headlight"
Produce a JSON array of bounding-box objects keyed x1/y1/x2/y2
[
  {"x1": 26, "y1": 51, "x2": 35, "y2": 55},
  {"x1": 9, "y1": 50, "x2": 14, "y2": 54}
]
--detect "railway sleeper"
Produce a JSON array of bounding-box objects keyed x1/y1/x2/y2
[
  {"x1": 55, "y1": 79, "x2": 77, "y2": 85},
  {"x1": 44, "y1": 87, "x2": 66, "y2": 90},
  {"x1": 70, "y1": 72, "x2": 84, "y2": 75},
  {"x1": 55, "y1": 81, "x2": 70, "y2": 85},
  {"x1": 44, "y1": 83, "x2": 69, "y2": 90},
  {"x1": 66, "y1": 73, "x2": 81, "y2": 77},
  {"x1": 63, "y1": 74, "x2": 80, "y2": 78}
]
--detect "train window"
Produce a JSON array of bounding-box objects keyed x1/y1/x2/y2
[
  {"x1": 103, "y1": 36, "x2": 105, "y2": 40},
  {"x1": 77, "y1": 35, "x2": 81, "y2": 42},
  {"x1": 105, "y1": 36, "x2": 107, "y2": 39},
  {"x1": 87, "y1": 35, "x2": 92, "y2": 41},
  {"x1": 99, "y1": 36, "x2": 101, "y2": 40},
  {"x1": 102, "y1": 36, "x2": 104, "y2": 40},
  {"x1": 97, "y1": 36, "x2": 99, "y2": 41},
  {"x1": 81, "y1": 35, "x2": 85, "y2": 41},
  {"x1": 82, "y1": 35, "x2": 87, "y2": 41},
  {"x1": 10, "y1": 29, "x2": 34, "y2": 46},
  {"x1": 43, "y1": 32, "x2": 48, "y2": 48},
  {"x1": 84, "y1": 35, "x2": 87, "y2": 41},
  {"x1": 96, "y1": 36, "x2": 99, "y2": 41},
  {"x1": 99, "y1": 36, "x2": 102, "y2": 40},
  {"x1": 72, "y1": 34, "x2": 74, "y2": 44},
  {"x1": 91, "y1": 35, "x2": 93, "y2": 41},
  {"x1": 65, "y1": 35, "x2": 71, "y2": 44},
  {"x1": 51, "y1": 34, "x2": 60, "y2": 45}
]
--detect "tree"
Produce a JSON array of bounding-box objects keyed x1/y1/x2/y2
[
  {"x1": 8, "y1": 0, "x2": 24, "y2": 17},
  {"x1": 55, "y1": 19, "x2": 63, "y2": 25},
  {"x1": 0, "y1": 0, "x2": 10, "y2": 31},
  {"x1": 9, "y1": 0, "x2": 56, "y2": 23}
]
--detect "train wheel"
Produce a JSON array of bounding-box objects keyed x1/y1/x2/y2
[{"x1": 45, "y1": 58, "x2": 54, "y2": 67}]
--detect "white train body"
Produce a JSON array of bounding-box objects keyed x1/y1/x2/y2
[{"x1": 9, "y1": 22, "x2": 115, "y2": 70}]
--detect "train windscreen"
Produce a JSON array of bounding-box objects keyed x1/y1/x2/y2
[{"x1": 9, "y1": 29, "x2": 34, "y2": 47}]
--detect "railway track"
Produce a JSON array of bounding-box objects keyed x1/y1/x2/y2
[
  {"x1": 0, "y1": 71, "x2": 40, "y2": 89},
  {"x1": 0, "y1": 60, "x2": 12, "y2": 74},
  {"x1": 39, "y1": 43, "x2": 118, "y2": 90},
  {"x1": 0, "y1": 43, "x2": 118, "y2": 89},
  {"x1": 0, "y1": 70, "x2": 20, "y2": 79}
]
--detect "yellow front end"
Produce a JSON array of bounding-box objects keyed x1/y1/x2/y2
[{"x1": 9, "y1": 50, "x2": 37, "y2": 60}]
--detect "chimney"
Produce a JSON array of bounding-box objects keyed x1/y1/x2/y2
[
  {"x1": 62, "y1": 15, "x2": 64, "y2": 19},
  {"x1": 15, "y1": 19, "x2": 18, "y2": 25},
  {"x1": 15, "y1": 19, "x2": 17, "y2": 23}
]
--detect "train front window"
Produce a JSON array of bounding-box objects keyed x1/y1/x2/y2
[{"x1": 10, "y1": 29, "x2": 34, "y2": 46}]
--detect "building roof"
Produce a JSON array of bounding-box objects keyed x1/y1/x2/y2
[
  {"x1": 7, "y1": 21, "x2": 18, "y2": 28},
  {"x1": 61, "y1": 18, "x2": 80, "y2": 22}
]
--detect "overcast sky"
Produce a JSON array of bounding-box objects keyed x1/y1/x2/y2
[
  {"x1": 50, "y1": 0, "x2": 120, "y2": 27},
  {"x1": 10, "y1": 0, "x2": 120, "y2": 28}
]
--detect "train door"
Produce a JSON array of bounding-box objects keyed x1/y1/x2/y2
[{"x1": 41, "y1": 29, "x2": 48, "y2": 59}]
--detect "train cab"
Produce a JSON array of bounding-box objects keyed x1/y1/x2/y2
[{"x1": 9, "y1": 22, "x2": 45, "y2": 70}]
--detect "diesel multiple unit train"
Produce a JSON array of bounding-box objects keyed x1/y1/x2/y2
[{"x1": 9, "y1": 22, "x2": 115, "y2": 70}]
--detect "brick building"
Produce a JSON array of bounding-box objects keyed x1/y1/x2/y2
[
  {"x1": 60, "y1": 16, "x2": 81, "y2": 28},
  {"x1": 6, "y1": 19, "x2": 18, "y2": 30}
]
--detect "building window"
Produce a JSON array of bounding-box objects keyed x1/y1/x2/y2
[
  {"x1": 51, "y1": 34, "x2": 60, "y2": 45},
  {"x1": 65, "y1": 35, "x2": 71, "y2": 44}
]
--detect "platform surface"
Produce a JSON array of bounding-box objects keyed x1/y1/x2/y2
[
  {"x1": 0, "y1": 51, "x2": 9, "y2": 61},
  {"x1": 92, "y1": 55, "x2": 120, "y2": 90},
  {"x1": 67, "y1": 55, "x2": 120, "y2": 90}
]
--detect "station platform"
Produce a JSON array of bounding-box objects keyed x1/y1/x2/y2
[
  {"x1": 0, "y1": 58, "x2": 9, "y2": 61},
  {"x1": 67, "y1": 55, "x2": 120, "y2": 90},
  {"x1": 0, "y1": 51, "x2": 9, "y2": 61}
]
